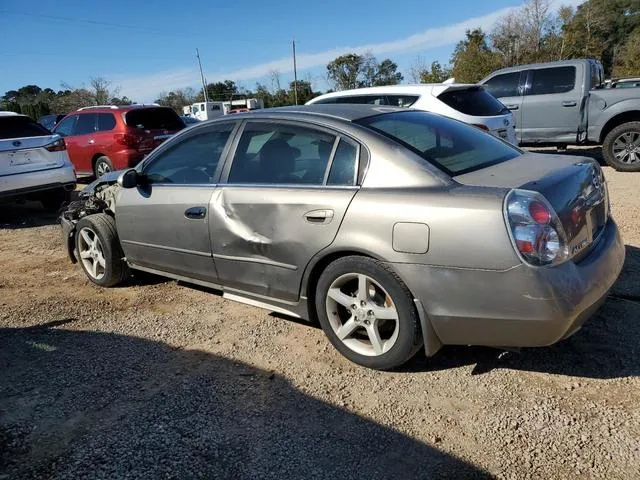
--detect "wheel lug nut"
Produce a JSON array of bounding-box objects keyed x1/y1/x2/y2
[
  {"x1": 364, "y1": 320, "x2": 371, "y2": 325},
  {"x1": 367, "y1": 310, "x2": 374, "y2": 316},
  {"x1": 360, "y1": 301, "x2": 366, "y2": 307},
  {"x1": 351, "y1": 304, "x2": 357, "y2": 310}
]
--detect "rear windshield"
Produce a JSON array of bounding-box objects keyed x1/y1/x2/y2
[
  {"x1": 356, "y1": 110, "x2": 521, "y2": 176},
  {"x1": 124, "y1": 108, "x2": 184, "y2": 131},
  {"x1": 437, "y1": 87, "x2": 508, "y2": 116},
  {"x1": 0, "y1": 115, "x2": 51, "y2": 139}
]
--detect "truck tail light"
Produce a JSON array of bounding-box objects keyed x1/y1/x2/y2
[
  {"x1": 504, "y1": 190, "x2": 569, "y2": 266},
  {"x1": 45, "y1": 138, "x2": 66, "y2": 152}
]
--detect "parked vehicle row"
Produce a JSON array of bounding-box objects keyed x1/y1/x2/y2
[
  {"x1": 0, "y1": 111, "x2": 76, "y2": 209},
  {"x1": 50, "y1": 105, "x2": 185, "y2": 177},
  {"x1": 480, "y1": 58, "x2": 640, "y2": 171},
  {"x1": 307, "y1": 83, "x2": 518, "y2": 145},
  {"x1": 60, "y1": 105, "x2": 624, "y2": 370}
]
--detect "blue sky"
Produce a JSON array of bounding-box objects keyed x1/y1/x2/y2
[{"x1": 0, "y1": 0, "x2": 582, "y2": 102}]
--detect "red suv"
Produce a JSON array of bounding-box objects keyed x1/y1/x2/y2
[{"x1": 53, "y1": 105, "x2": 184, "y2": 177}]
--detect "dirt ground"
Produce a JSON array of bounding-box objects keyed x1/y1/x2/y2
[{"x1": 1, "y1": 153, "x2": 639, "y2": 479}]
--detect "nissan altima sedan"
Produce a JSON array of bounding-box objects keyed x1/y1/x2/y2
[{"x1": 60, "y1": 104, "x2": 625, "y2": 370}]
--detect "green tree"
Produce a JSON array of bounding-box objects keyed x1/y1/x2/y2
[
  {"x1": 562, "y1": 0, "x2": 640, "y2": 74},
  {"x1": 613, "y1": 27, "x2": 640, "y2": 77},
  {"x1": 198, "y1": 80, "x2": 238, "y2": 101},
  {"x1": 370, "y1": 59, "x2": 403, "y2": 86},
  {"x1": 450, "y1": 29, "x2": 501, "y2": 83},
  {"x1": 327, "y1": 53, "x2": 365, "y2": 90},
  {"x1": 418, "y1": 61, "x2": 452, "y2": 83},
  {"x1": 327, "y1": 53, "x2": 403, "y2": 90}
]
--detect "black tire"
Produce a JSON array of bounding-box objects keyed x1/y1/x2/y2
[
  {"x1": 75, "y1": 213, "x2": 129, "y2": 287},
  {"x1": 315, "y1": 256, "x2": 423, "y2": 370},
  {"x1": 94, "y1": 156, "x2": 114, "y2": 178},
  {"x1": 39, "y1": 189, "x2": 71, "y2": 212},
  {"x1": 602, "y1": 122, "x2": 640, "y2": 172}
]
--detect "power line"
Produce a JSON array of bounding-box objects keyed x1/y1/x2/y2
[{"x1": 0, "y1": 10, "x2": 293, "y2": 44}]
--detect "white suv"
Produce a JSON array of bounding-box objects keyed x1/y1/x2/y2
[
  {"x1": 307, "y1": 84, "x2": 518, "y2": 145},
  {"x1": 0, "y1": 112, "x2": 76, "y2": 210}
]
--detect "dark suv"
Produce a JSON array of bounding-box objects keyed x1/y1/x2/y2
[{"x1": 53, "y1": 105, "x2": 184, "y2": 177}]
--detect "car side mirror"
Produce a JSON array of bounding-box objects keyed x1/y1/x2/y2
[{"x1": 117, "y1": 169, "x2": 139, "y2": 189}]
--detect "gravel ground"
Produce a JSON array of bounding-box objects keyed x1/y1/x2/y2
[{"x1": 1, "y1": 151, "x2": 639, "y2": 479}]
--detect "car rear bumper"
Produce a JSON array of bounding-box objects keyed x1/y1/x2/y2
[
  {"x1": 0, "y1": 164, "x2": 76, "y2": 199},
  {"x1": 393, "y1": 219, "x2": 625, "y2": 347}
]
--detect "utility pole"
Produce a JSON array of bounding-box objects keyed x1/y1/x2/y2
[
  {"x1": 196, "y1": 48, "x2": 209, "y2": 103},
  {"x1": 292, "y1": 39, "x2": 298, "y2": 105}
]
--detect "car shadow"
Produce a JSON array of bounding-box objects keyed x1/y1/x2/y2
[
  {"x1": 526, "y1": 146, "x2": 604, "y2": 165},
  {"x1": 406, "y1": 245, "x2": 640, "y2": 379},
  {"x1": 0, "y1": 190, "x2": 82, "y2": 230},
  {"x1": 0, "y1": 321, "x2": 490, "y2": 479}
]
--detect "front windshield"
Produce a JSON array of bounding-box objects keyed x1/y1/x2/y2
[{"x1": 356, "y1": 110, "x2": 521, "y2": 176}]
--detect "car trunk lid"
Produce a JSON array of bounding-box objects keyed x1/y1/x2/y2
[
  {"x1": 455, "y1": 153, "x2": 608, "y2": 261},
  {"x1": 0, "y1": 135, "x2": 65, "y2": 177}
]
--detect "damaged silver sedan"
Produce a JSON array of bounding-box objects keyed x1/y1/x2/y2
[{"x1": 60, "y1": 105, "x2": 625, "y2": 370}]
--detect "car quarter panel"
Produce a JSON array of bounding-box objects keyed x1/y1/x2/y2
[{"x1": 331, "y1": 185, "x2": 520, "y2": 270}]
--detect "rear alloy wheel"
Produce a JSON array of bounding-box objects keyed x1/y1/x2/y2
[
  {"x1": 94, "y1": 156, "x2": 114, "y2": 178},
  {"x1": 75, "y1": 213, "x2": 129, "y2": 287},
  {"x1": 603, "y1": 122, "x2": 640, "y2": 172},
  {"x1": 315, "y1": 256, "x2": 423, "y2": 370}
]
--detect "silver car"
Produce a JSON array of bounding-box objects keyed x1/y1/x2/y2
[
  {"x1": 1, "y1": 112, "x2": 76, "y2": 209},
  {"x1": 60, "y1": 105, "x2": 625, "y2": 370}
]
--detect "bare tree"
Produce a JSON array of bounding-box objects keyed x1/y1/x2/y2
[
  {"x1": 90, "y1": 77, "x2": 112, "y2": 105},
  {"x1": 409, "y1": 56, "x2": 428, "y2": 83},
  {"x1": 268, "y1": 69, "x2": 282, "y2": 93}
]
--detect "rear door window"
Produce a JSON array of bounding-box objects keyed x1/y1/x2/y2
[
  {"x1": 74, "y1": 113, "x2": 97, "y2": 135},
  {"x1": 0, "y1": 116, "x2": 51, "y2": 139},
  {"x1": 125, "y1": 108, "x2": 184, "y2": 131},
  {"x1": 228, "y1": 122, "x2": 336, "y2": 185},
  {"x1": 529, "y1": 67, "x2": 576, "y2": 95},
  {"x1": 97, "y1": 113, "x2": 116, "y2": 132},
  {"x1": 437, "y1": 88, "x2": 508, "y2": 116},
  {"x1": 327, "y1": 139, "x2": 359, "y2": 186},
  {"x1": 483, "y1": 72, "x2": 521, "y2": 98}
]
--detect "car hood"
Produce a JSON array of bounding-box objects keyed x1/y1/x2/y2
[{"x1": 80, "y1": 170, "x2": 121, "y2": 197}]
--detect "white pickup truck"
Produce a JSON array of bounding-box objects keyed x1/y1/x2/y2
[{"x1": 481, "y1": 59, "x2": 640, "y2": 172}]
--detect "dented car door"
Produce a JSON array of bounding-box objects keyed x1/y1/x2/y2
[{"x1": 210, "y1": 120, "x2": 361, "y2": 301}]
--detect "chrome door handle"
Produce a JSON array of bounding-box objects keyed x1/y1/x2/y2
[
  {"x1": 562, "y1": 101, "x2": 577, "y2": 107},
  {"x1": 185, "y1": 206, "x2": 206, "y2": 219},
  {"x1": 505, "y1": 104, "x2": 519, "y2": 110},
  {"x1": 88, "y1": 139, "x2": 95, "y2": 144},
  {"x1": 304, "y1": 209, "x2": 334, "y2": 224}
]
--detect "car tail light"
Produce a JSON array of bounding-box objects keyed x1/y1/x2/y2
[
  {"x1": 473, "y1": 124, "x2": 490, "y2": 131},
  {"x1": 504, "y1": 190, "x2": 569, "y2": 266},
  {"x1": 45, "y1": 138, "x2": 66, "y2": 152},
  {"x1": 115, "y1": 133, "x2": 139, "y2": 148}
]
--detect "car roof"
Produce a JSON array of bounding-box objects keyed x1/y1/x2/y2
[
  {"x1": 307, "y1": 83, "x2": 479, "y2": 103},
  {"x1": 74, "y1": 104, "x2": 167, "y2": 114},
  {"x1": 0, "y1": 111, "x2": 25, "y2": 117},
  {"x1": 229, "y1": 104, "x2": 407, "y2": 122}
]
